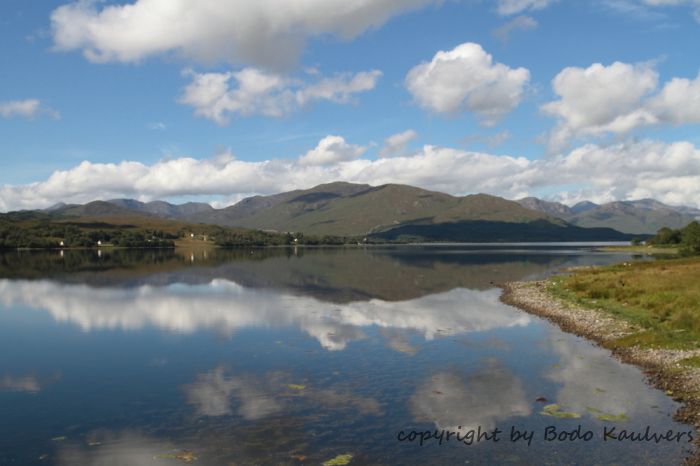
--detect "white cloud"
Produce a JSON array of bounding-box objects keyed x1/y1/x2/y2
[
  {"x1": 2, "y1": 137, "x2": 700, "y2": 211},
  {"x1": 379, "y1": 130, "x2": 418, "y2": 158},
  {"x1": 648, "y1": 73, "x2": 700, "y2": 124},
  {"x1": 546, "y1": 140, "x2": 700, "y2": 207},
  {"x1": 298, "y1": 135, "x2": 367, "y2": 166},
  {"x1": 543, "y1": 61, "x2": 700, "y2": 149},
  {"x1": 493, "y1": 15, "x2": 538, "y2": 42},
  {"x1": 0, "y1": 99, "x2": 59, "y2": 120},
  {"x1": 0, "y1": 144, "x2": 537, "y2": 211},
  {"x1": 51, "y1": 0, "x2": 441, "y2": 68},
  {"x1": 179, "y1": 68, "x2": 381, "y2": 125},
  {"x1": 405, "y1": 43, "x2": 530, "y2": 125},
  {"x1": 496, "y1": 0, "x2": 556, "y2": 15}
]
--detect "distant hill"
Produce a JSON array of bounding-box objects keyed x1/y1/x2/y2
[
  {"x1": 184, "y1": 182, "x2": 562, "y2": 237},
  {"x1": 517, "y1": 197, "x2": 699, "y2": 235},
  {"x1": 53, "y1": 200, "x2": 140, "y2": 218},
  {"x1": 107, "y1": 199, "x2": 215, "y2": 219},
  {"x1": 517, "y1": 197, "x2": 573, "y2": 218},
  {"x1": 571, "y1": 201, "x2": 599, "y2": 215},
  {"x1": 26, "y1": 182, "x2": 638, "y2": 242}
]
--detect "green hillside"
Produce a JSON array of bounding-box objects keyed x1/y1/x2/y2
[{"x1": 190, "y1": 182, "x2": 560, "y2": 236}]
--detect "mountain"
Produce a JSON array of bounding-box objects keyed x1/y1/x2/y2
[
  {"x1": 570, "y1": 201, "x2": 599, "y2": 215},
  {"x1": 188, "y1": 182, "x2": 563, "y2": 237},
  {"x1": 517, "y1": 197, "x2": 572, "y2": 218},
  {"x1": 106, "y1": 199, "x2": 215, "y2": 219},
  {"x1": 52, "y1": 200, "x2": 141, "y2": 218},
  {"x1": 37, "y1": 182, "x2": 633, "y2": 242},
  {"x1": 518, "y1": 197, "x2": 699, "y2": 235},
  {"x1": 568, "y1": 201, "x2": 696, "y2": 235},
  {"x1": 670, "y1": 204, "x2": 700, "y2": 218}
]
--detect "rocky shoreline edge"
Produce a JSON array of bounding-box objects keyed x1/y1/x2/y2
[{"x1": 500, "y1": 280, "x2": 700, "y2": 465}]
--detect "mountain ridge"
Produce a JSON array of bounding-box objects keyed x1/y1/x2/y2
[
  {"x1": 34, "y1": 182, "x2": 636, "y2": 242},
  {"x1": 516, "y1": 197, "x2": 700, "y2": 234}
]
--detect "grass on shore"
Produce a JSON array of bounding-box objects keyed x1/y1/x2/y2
[{"x1": 549, "y1": 257, "x2": 700, "y2": 350}]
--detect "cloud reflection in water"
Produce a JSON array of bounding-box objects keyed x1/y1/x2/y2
[{"x1": 0, "y1": 279, "x2": 531, "y2": 350}]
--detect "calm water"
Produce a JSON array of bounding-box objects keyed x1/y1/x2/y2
[{"x1": 0, "y1": 246, "x2": 693, "y2": 465}]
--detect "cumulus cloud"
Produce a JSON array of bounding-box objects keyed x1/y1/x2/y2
[
  {"x1": 299, "y1": 135, "x2": 367, "y2": 166},
  {"x1": 0, "y1": 99, "x2": 59, "y2": 120},
  {"x1": 379, "y1": 130, "x2": 418, "y2": 158},
  {"x1": 0, "y1": 144, "x2": 535, "y2": 211},
  {"x1": 405, "y1": 43, "x2": 530, "y2": 125},
  {"x1": 51, "y1": 0, "x2": 441, "y2": 68},
  {"x1": 496, "y1": 0, "x2": 556, "y2": 15},
  {"x1": 2, "y1": 136, "x2": 700, "y2": 211},
  {"x1": 546, "y1": 139, "x2": 700, "y2": 207},
  {"x1": 543, "y1": 61, "x2": 700, "y2": 149},
  {"x1": 179, "y1": 68, "x2": 381, "y2": 124}
]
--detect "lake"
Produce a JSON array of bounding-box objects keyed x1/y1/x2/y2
[{"x1": 0, "y1": 246, "x2": 693, "y2": 465}]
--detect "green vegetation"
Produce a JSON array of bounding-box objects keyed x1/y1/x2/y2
[
  {"x1": 211, "y1": 228, "x2": 355, "y2": 247},
  {"x1": 0, "y1": 218, "x2": 176, "y2": 249},
  {"x1": 322, "y1": 454, "x2": 353, "y2": 466},
  {"x1": 648, "y1": 221, "x2": 700, "y2": 255},
  {"x1": 540, "y1": 404, "x2": 581, "y2": 419},
  {"x1": 0, "y1": 213, "x2": 359, "y2": 250},
  {"x1": 549, "y1": 257, "x2": 700, "y2": 349}
]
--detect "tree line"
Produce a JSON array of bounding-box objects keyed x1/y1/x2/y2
[
  {"x1": 646, "y1": 221, "x2": 700, "y2": 255},
  {"x1": 0, "y1": 217, "x2": 360, "y2": 249}
]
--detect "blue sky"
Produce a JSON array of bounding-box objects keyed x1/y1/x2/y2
[{"x1": 1, "y1": 0, "x2": 700, "y2": 210}]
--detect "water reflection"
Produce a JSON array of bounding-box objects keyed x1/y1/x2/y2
[
  {"x1": 0, "y1": 247, "x2": 639, "y2": 303},
  {"x1": 0, "y1": 280, "x2": 531, "y2": 350},
  {"x1": 0, "y1": 372, "x2": 61, "y2": 394},
  {"x1": 184, "y1": 366, "x2": 284, "y2": 420},
  {"x1": 0, "y1": 247, "x2": 690, "y2": 466},
  {"x1": 183, "y1": 365, "x2": 385, "y2": 422},
  {"x1": 545, "y1": 333, "x2": 658, "y2": 421},
  {"x1": 410, "y1": 365, "x2": 531, "y2": 431},
  {"x1": 0, "y1": 374, "x2": 42, "y2": 393},
  {"x1": 56, "y1": 431, "x2": 188, "y2": 466}
]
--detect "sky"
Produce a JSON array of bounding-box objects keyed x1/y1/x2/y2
[{"x1": 1, "y1": 0, "x2": 700, "y2": 211}]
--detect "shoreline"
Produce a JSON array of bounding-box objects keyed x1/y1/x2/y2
[{"x1": 500, "y1": 280, "x2": 700, "y2": 465}]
